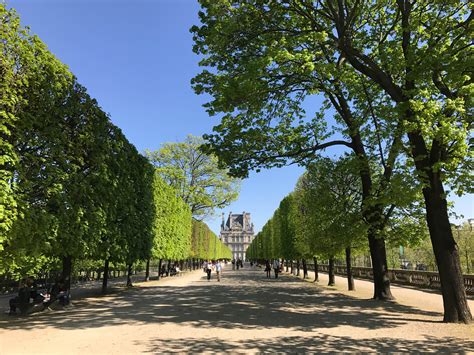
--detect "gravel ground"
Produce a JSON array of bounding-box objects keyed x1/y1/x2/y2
[{"x1": 0, "y1": 264, "x2": 473, "y2": 353}]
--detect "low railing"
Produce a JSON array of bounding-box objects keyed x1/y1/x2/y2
[{"x1": 293, "y1": 263, "x2": 474, "y2": 295}]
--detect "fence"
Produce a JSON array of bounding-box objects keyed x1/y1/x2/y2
[{"x1": 295, "y1": 263, "x2": 474, "y2": 295}]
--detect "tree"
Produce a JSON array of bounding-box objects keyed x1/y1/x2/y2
[
  {"x1": 191, "y1": 0, "x2": 472, "y2": 322},
  {"x1": 145, "y1": 135, "x2": 240, "y2": 219},
  {"x1": 191, "y1": 0, "x2": 415, "y2": 301},
  {"x1": 191, "y1": 219, "x2": 232, "y2": 261},
  {"x1": 294, "y1": 157, "x2": 367, "y2": 289},
  {"x1": 151, "y1": 172, "x2": 192, "y2": 264},
  {"x1": 276, "y1": 194, "x2": 298, "y2": 264},
  {"x1": 453, "y1": 223, "x2": 474, "y2": 275}
]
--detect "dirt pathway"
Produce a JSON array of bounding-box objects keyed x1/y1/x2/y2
[{"x1": 0, "y1": 265, "x2": 473, "y2": 353}]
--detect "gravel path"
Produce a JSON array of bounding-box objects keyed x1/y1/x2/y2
[{"x1": 0, "y1": 264, "x2": 473, "y2": 353}]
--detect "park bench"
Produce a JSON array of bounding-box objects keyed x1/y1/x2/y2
[
  {"x1": 8, "y1": 282, "x2": 71, "y2": 316},
  {"x1": 9, "y1": 288, "x2": 47, "y2": 315}
]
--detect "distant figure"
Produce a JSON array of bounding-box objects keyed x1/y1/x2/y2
[
  {"x1": 265, "y1": 260, "x2": 271, "y2": 279},
  {"x1": 215, "y1": 260, "x2": 222, "y2": 282},
  {"x1": 46, "y1": 278, "x2": 69, "y2": 307},
  {"x1": 231, "y1": 259, "x2": 235, "y2": 271},
  {"x1": 236, "y1": 258, "x2": 240, "y2": 270},
  {"x1": 273, "y1": 259, "x2": 280, "y2": 279},
  {"x1": 9, "y1": 279, "x2": 29, "y2": 315},
  {"x1": 206, "y1": 260, "x2": 213, "y2": 281}
]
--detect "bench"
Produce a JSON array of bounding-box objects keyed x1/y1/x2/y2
[
  {"x1": 9, "y1": 286, "x2": 70, "y2": 315},
  {"x1": 9, "y1": 290, "x2": 47, "y2": 315}
]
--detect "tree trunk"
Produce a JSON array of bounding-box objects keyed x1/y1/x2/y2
[
  {"x1": 127, "y1": 264, "x2": 133, "y2": 287},
  {"x1": 157, "y1": 259, "x2": 162, "y2": 280},
  {"x1": 368, "y1": 230, "x2": 393, "y2": 299},
  {"x1": 328, "y1": 256, "x2": 335, "y2": 286},
  {"x1": 286, "y1": 260, "x2": 289, "y2": 272},
  {"x1": 302, "y1": 259, "x2": 308, "y2": 279},
  {"x1": 102, "y1": 259, "x2": 109, "y2": 294},
  {"x1": 346, "y1": 247, "x2": 355, "y2": 291},
  {"x1": 350, "y1": 128, "x2": 393, "y2": 300},
  {"x1": 422, "y1": 180, "x2": 472, "y2": 323},
  {"x1": 313, "y1": 257, "x2": 319, "y2": 282},
  {"x1": 296, "y1": 259, "x2": 300, "y2": 276},
  {"x1": 290, "y1": 261, "x2": 294, "y2": 274},
  {"x1": 61, "y1": 256, "x2": 73, "y2": 292},
  {"x1": 166, "y1": 260, "x2": 171, "y2": 276},
  {"x1": 145, "y1": 259, "x2": 150, "y2": 281}
]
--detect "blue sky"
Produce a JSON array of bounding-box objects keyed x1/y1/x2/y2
[{"x1": 8, "y1": 0, "x2": 472, "y2": 234}]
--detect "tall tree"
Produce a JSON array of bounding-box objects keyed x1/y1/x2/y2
[
  {"x1": 294, "y1": 157, "x2": 367, "y2": 289},
  {"x1": 191, "y1": 0, "x2": 472, "y2": 322},
  {"x1": 145, "y1": 135, "x2": 240, "y2": 219},
  {"x1": 191, "y1": 0, "x2": 411, "y2": 301},
  {"x1": 287, "y1": 0, "x2": 472, "y2": 323}
]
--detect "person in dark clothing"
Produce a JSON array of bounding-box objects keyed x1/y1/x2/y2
[
  {"x1": 9, "y1": 279, "x2": 30, "y2": 315},
  {"x1": 45, "y1": 279, "x2": 69, "y2": 307},
  {"x1": 27, "y1": 278, "x2": 45, "y2": 304},
  {"x1": 264, "y1": 260, "x2": 271, "y2": 278},
  {"x1": 206, "y1": 260, "x2": 213, "y2": 281}
]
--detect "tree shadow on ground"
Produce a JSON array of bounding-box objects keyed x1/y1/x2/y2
[
  {"x1": 142, "y1": 334, "x2": 474, "y2": 353},
  {"x1": 0, "y1": 269, "x2": 446, "y2": 333}
]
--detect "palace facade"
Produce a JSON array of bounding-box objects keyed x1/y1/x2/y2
[{"x1": 220, "y1": 211, "x2": 255, "y2": 261}]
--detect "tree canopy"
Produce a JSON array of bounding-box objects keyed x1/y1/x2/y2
[
  {"x1": 145, "y1": 135, "x2": 240, "y2": 220},
  {"x1": 192, "y1": 0, "x2": 472, "y2": 323}
]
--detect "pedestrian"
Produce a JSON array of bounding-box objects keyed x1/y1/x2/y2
[
  {"x1": 236, "y1": 258, "x2": 240, "y2": 270},
  {"x1": 265, "y1": 260, "x2": 271, "y2": 278},
  {"x1": 215, "y1": 260, "x2": 222, "y2": 282},
  {"x1": 273, "y1": 259, "x2": 280, "y2": 279},
  {"x1": 231, "y1": 259, "x2": 235, "y2": 270},
  {"x1": 206, "y1": 260, "x2": 212, "y2": 281},
  {"x1": 9, "y1": 279, "x2": 29, "y2": 315}
]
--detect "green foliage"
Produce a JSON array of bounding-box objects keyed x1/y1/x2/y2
[
  {"x1": 0, "y1": 6, "x2": 188, "y2": 282},
  {"x1": 145, "y1": 135, "x2": 240, "y2": 219},
  {"x1": 453, "y1": 223, "x2": 474, "y2": 274},
  {"x1": 293, "y1": 157, "x2": 367, "y2": 259},
  {"x1": 151, "y1": 172, "x2": 192, "y2": 261},
  {"x1": 191, "y1": 219, "x2": 232, "y2": 260}
]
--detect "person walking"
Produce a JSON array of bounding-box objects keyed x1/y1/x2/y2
[
  {"x1": 215, "y1": 260, "x2": 222, "y2": 282},
  {"x1": 265, "y1": 260, "x2": 271, "y2": 279},
  {"x1": 273, "y1": 259, "x2": 280, "y2": 279},
  {"x1": 206, "y1": 260, "x2": 213, "y2": 281}
]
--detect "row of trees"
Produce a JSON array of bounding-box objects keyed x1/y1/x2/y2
[
  {"x1": 192, "y1": 0, "x2": 472, "y2": 323},
  {"x1": 0, "y1": 6, "x2": 231, "y2": 293},
  {"x1": 191, "y1": 219, "x2": 232, "y2": 261},
  {"x1": 247, "y1": 157, "x2": 472, "y2": 286}
]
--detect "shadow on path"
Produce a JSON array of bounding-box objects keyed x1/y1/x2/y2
[
  {"x1": 143, "y1": 335, "x2": 474, "y2": 353},
  {"x1": 0, "y1": 268, "x2": 443, "y2": 333}
]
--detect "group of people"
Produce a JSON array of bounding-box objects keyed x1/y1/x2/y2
[
  {"x1": 264, "y1": 259, "x2": 281, "y2": 279},
  {"x1": 159, "y1": 263, "x2": 181, "y2": 278},
  {"x1": 9, "y1": 277, "x2": 70, "y2": 315},
  {"x1": 231, "y1": 258, "x2": 243, "y2": 270},
  {"x1": 203, "y1": 260, "x2": 223, "y2": 281}
]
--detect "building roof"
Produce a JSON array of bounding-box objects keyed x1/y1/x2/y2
[{"x1": 222, "y1": 212, "x2": 254, "y2": 233}]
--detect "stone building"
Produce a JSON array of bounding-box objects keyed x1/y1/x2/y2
[{"x1": 220, "y1": 211, "x2": 255, "y2": 261}]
